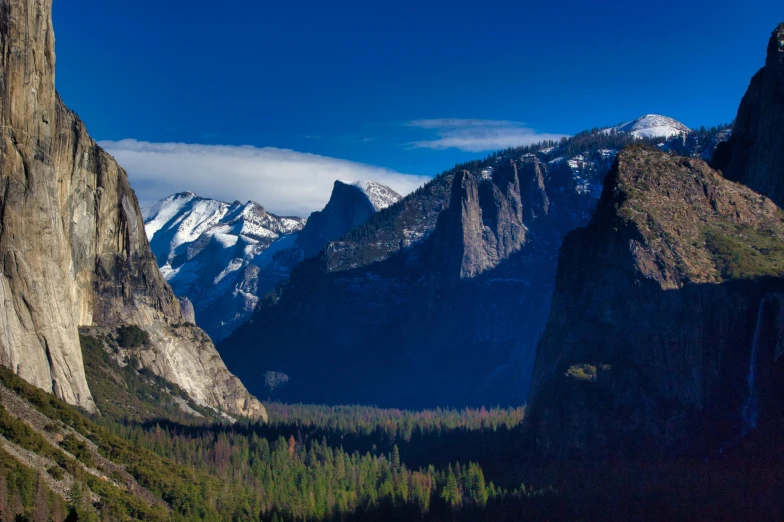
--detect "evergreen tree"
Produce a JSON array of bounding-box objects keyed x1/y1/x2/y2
[
  {"x1": 391, "y1": 445, "x2": 401, "y2": 471},
  {"x1": 441, "y1": 468, "x2": 461, "y2": 508},
  {"x1": 287, "y1": 435, "x2": 296, "y2": 457}
]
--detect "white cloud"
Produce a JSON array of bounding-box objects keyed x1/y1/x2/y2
[
  {"x1": 406, "y1": 118, "x2": 567, "y2": 152},
  {"x1": 99, "y1": 140, "x2": 430, "y2": 217}
]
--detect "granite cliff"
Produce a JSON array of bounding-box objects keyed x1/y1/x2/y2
[
  {"x1": 526, "y1": 22, "x2": 784, "y2": 458},
  {"x1": 714, "y1": 23, "x2": 784, "y2": 207},
  {"x1": 0, "y1": 0, "x2": 265, "y2": 420},
  {"x1": 527, "y1": 145, "x2": 784, "y2": 457},
  {"x1": 295, "y1": 180, "x2": 401, "y2": 259}
]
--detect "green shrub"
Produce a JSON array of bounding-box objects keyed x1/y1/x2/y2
[
  {"x1": 565, "y1": 364, "x2": 597, "y2": 381},
  {"x1": 47, "y1": 465, "x2": 64, "y2": 480},
  {"x1": 705, "y1": 229, "x2": 784, "y2": 280},
  {"x1": 59, "y1": 435, "x2": 95, "y2": 468},
  {"x1": 116, "y1": 325, "x2": 150, "y2": 349}
]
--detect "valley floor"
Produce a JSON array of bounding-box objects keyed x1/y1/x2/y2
[{"x1": 1, "y1": 356, "x2": 782, "y2": 521}]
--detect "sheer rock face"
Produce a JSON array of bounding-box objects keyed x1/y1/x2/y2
[
  {"x1": 435, "y1": 161, "x2": 527, "y2": 279},
  {"x1": 295, "y1": 181, "x2": 400, "y2": 259},
  {"x1": 0, "y1": 0, "x2": 265, "y2": 420},
  {"x1": 714, "y1": 23, "x2": 784, "y2": 207},
  {"x1": 527, "y1": 146, "x2": 784, "y2": 458}
]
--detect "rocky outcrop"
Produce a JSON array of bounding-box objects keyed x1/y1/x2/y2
[
  {"x1": 434, "y1": 161, "x2": 526, "y2": 279},
  {"x1": 179, "y1": 298, "x2": 196, "y2": 324},
  {"x1": 0, "y1": 0, "x2": 264, "y2": 419},
  {"x1": 527, "y1": 145, "x2": 784, "y2": 458},
  {"x1": 295, "y1": 180, "x2": 400, "y2": 259},
  {"x1": 713, "y1": 23, "x2": 784, "y2": 206}
]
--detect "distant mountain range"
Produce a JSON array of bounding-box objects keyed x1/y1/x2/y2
[
  {"x1": 217, "y1": 115, "x2": 732, "y2": 409},
  {"x1": 142, "y1": 181, "x2": 401, "y2": 340}
]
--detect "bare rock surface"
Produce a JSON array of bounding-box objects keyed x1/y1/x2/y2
[
  {"x1": 0, "y1": 0, "x2": 264, "y2": 419},
  {"x1": 714, "y1": 23, "x2": 784, "y2": 207}
]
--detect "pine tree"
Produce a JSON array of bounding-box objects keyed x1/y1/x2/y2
[
  {"x1": 441, "y1": 469, "x2": 461, "y2": 508},
  {"x1": 52, "y1": 494, "x2": 65, "y2": 522},
  {"x1": 287, "y1": 435, "x2": 296, "y2": 458},
  {"x1": 391, "y1": 445, "x2": 401, "y2": 471},
  {"x1": 11, "y1": 488, "x2": 22, "y2": 521}
]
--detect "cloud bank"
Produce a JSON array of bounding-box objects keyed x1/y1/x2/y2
[
  {"x1": 407, "y1": 118, "x2": 567, "y2": 152},
  {"x1": 99, "y1": 140, "x2": 430, "y2": 217}
]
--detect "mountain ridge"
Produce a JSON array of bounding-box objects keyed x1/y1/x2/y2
[
  {"x1": 142, "y1": 180, "x2": 401, "y2": 339},
  {"x1": 142, "y1": 192, "x2": 306, "y2": 340},
  {"x1": 219, "y1": 119, "x2": 729, "y2": 408}
]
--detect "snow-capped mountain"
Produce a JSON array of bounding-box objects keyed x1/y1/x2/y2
[
  {"x1": 142, "y1": 193, "x2": 306, "y2": 341},
  {"x1": 143, "y1": 192, "x2": 303, "y2": 266},
  {"x1": 603, "y1": 114, "x2": 691, "y2": 139},
  {"x1": 142, "y1": 182, "x2": 400, "y2": 341},
  {"x1": 295, "y1": 180, "x2": 402, "y2": 259},
  {"x1": 342, "y1": 180, "x2": 402, "y2": 211}
]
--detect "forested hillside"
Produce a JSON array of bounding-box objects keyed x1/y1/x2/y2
[
  {"x1": 0, "y1": 355, "x2": 543, "y2": 521},
  {"x1": 4, "y1": 355, "x2": 781, "y2": 521}
]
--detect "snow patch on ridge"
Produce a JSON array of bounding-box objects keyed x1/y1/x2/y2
[
  {"x1": 602, "y1": 114, "x2": 690, "y2": 139},
  {"x1": 338, "y1": 180, "x2": 402, "y2": 211}
]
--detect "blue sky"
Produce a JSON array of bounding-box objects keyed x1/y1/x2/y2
[{"x1": 54, "y1": 0, "x2": 783, "y2": 215}]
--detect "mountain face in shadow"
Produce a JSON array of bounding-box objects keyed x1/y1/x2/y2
[
  {"x1": 526, "y1": 23, "x2": 784, "y2": 459},
  {"x1": 713, "y1": 23, "x2": 784, "y2": 207},
  {"x1": 295, "y1": 180, "x2": 402, "y2": 259},
  {"x1": 527, "y1": 144, "x2": 784, "y2": 458},
  {"x1": 219, "y1": 111, "x2": 730, "y2": 409},
  {"x1": 221, "y1": 145, "x2": 631, "y2": 407}
]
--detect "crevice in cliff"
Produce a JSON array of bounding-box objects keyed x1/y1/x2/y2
[{"x1": 0, "y1": 175, "x2": 8, "y2": 236}]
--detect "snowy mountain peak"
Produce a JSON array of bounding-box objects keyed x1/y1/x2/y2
[
  {"x1": 141, "y1": 193, "x2": 307, "y2": 340},
  {"x1": 336, "y1": 180, "x2": 402, "y2": 211},
  {"x1": 604, "y1": 114, "x2": 690, "y2": 139}
]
